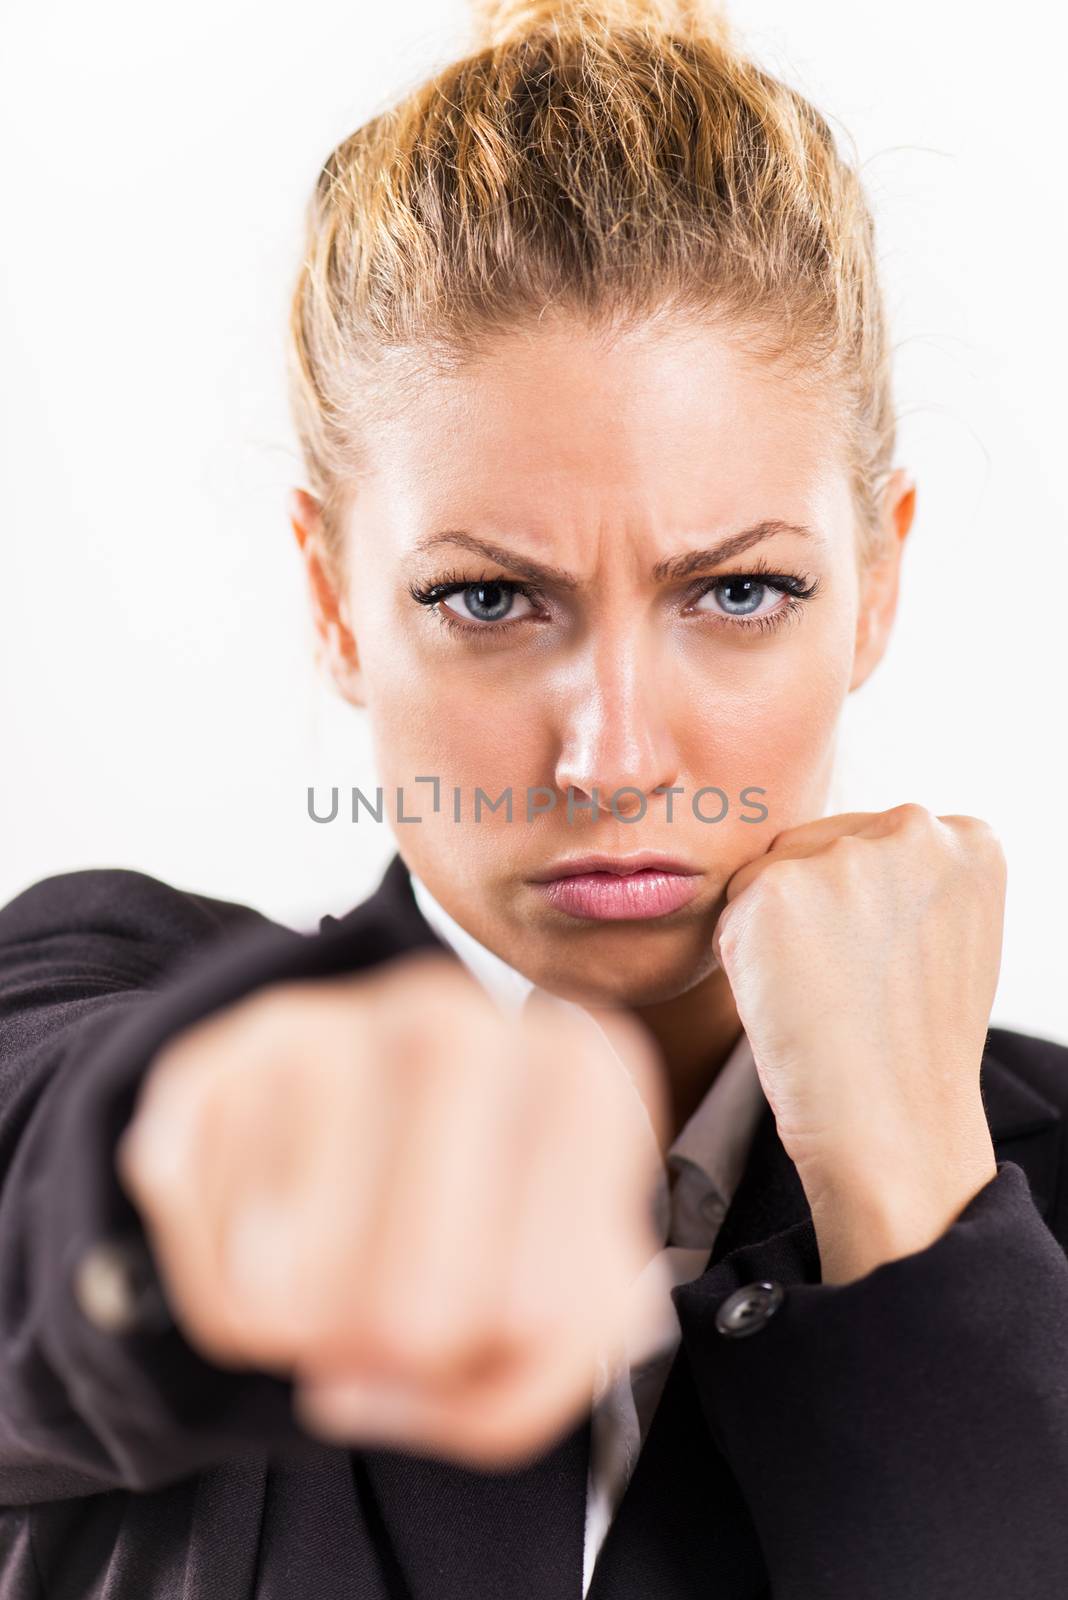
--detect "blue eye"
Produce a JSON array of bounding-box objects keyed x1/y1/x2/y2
[
  {"x1": 695, "y1": 577, "x2": 781, "y2": 619},
  {"x1": 407, "y1": 571, "x2": 540, "y2": 636},
  {"x1": 407, "y1": 562, "x2": 821, "y2": 641},
  {"x1": 443, "y1": 581, "x2": 534, "y2": 626}
]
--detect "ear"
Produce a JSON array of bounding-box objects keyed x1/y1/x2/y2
[
  {"x1": 288, "y1": 488, "x2": 366, "y2": 708},
  {"x1": 849, "y1": 468, "x2": 917, "y2": 694}
]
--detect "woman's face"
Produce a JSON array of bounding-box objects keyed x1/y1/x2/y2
[{"x1": 293, "y1": 314, "x2": 913, "y2": 1007}]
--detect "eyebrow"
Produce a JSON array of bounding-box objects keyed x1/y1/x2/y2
[{"x1": 413, "y1": 520, "x2": 819, "y2": 589}]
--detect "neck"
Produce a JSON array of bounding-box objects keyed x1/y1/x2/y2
[{"x1": 631, "y1": 964, "x2": 743, "y2": 1144}]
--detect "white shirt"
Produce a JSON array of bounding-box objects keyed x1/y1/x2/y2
[{"x1": 408, "y1": 868, "x2": 767, "y2": 1597}]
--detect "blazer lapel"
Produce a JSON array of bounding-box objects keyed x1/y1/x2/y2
[
  {"x1": 328, "y1": 854, "x2": 1062, "y2": 1600},
  {"x1": 583, "y1": 1100, "x2": 800, "y2": 1600},
  {"x1": 318, "y1": 851, "x2": 451, "y2": 964}
]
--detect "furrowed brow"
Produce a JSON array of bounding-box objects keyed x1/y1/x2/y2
[
  {"x1": 414, "y1": 520, "x2": 817, "y2": 588},
  {"x1": 652, "y1": 522, "x2": 818, "y2": 581}
]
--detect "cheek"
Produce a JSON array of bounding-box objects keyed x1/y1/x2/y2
[
  {"x1": 365, "y1": 655, "x2": 539, "y2": 795},
  {"x1": 678, "y1": 627, "x2": 852, "y2": 820},
  {"x1": 354, "y1": 607, "x2": 447, "y2": 756}
]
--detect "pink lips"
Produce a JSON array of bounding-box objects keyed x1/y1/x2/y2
[{"x1": 531, "y1": 866, "x2": 701, "y2": 921}]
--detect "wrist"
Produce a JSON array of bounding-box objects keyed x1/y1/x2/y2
[{"x1": 803, "y1": 1139, "x2": 999, "y2": 1285}]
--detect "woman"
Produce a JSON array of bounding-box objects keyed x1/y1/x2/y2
[{"x1": 1, "y1": 0, "x2": 1066, "y2": 1596}]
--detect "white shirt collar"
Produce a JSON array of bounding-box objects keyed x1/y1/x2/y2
[
  {"x1": 410, "y1": 868, "x2": 538, "y2": 1017},
  {"x1": 408, "y1": 866, "x2": 766, "y2": 1248}
]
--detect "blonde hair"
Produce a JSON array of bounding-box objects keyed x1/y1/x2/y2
[{"x1": 288, "y1": 0, "x2": 896, "y2": 567}]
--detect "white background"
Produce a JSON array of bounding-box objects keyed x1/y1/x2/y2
[{"x1": 2, "y1": 1, "x2": 1065, "y2": 1042}]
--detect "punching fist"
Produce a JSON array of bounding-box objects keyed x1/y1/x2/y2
[{"x1": 115, "y1": 951, "x2": 668, "y2": 1467}]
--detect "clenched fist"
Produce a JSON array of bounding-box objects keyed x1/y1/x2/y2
[
  {"x1": 711, "y1": 803, "x2": 1004, "y2": 1282},
  {"x1": 114, "y1": 951, "x2": 668, "y2": 1468}
]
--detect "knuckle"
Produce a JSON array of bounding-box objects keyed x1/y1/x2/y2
[
  {"x1": 382, "y1": 952, "x2": 490, "y2": 1013},
  {"x1": 154, "y1": 1245, "x2": 254, "y2": 1367},
  {"x1": 987, "y1": 831, "x2": 1009, "y2": 871},
  {"x1": 117, "y1": 1139, "x2": 185, "y2": 1228},
  {"x1": 121, "y1": 1092, "x2": 202, "y2": 1212},
  {"x1": 823, "y1": 833, "x2": 865, "y2": 871},
  {"x1": 754, "y1": 855, "x2": 806, "y2": 896},
  {"x1": 890, "y1": 800, "x2": 933, "y2": 830},
  {"x1": 448, "y1": 1408, "x2": 563, "y2": 1470},
  {"x1": 375, "y1": 979, "x2": 499, "y2": 1071},
  {"x1": 766, "y1": 818, "x2": 812, "y2": 851},
  {"x1": 373, "y1": 1004, "x2": 447, "y2": 1069},
  {"x1": 973, "y1": 818, "x2": 1005, "y2": 855},
  {"x1": 496, "y1": 1283, "x2": 563, "y2": 1353},
  {"x1": 445, "y1": 1353, "x2": 587, "y2": 1469},
  {"x1": 380, "y1": 1018, "x2": 436, "y2": 1073},
  {"x1": 948, "y1": 812, "x2": 1002, "y2": 846},
  {"x1": 939, "y1": 814, "x2": 1008, "y2": 874},
  {"x1": 144, "y1": 1024, "x2": 215, "y2": 1098},
  {"x1": 526, "y1": 1013, "x2": 593, "y2": 1094},
  {"x1": 184, "y1": 1303, "x2": 259, "y2": 1369},
  {"x1": 241, "y1": 981, "x2": 307, "y2": 1036},
  {"x1": 355, "y1": 1294, "x2": 478, "y2": 1378},
  {"x1": 219, "y1": 985, "x2": 320, "y2": 1066},
  {"x1": 974, "y1": 827, "x2": 1008, "y2": 879},
  {"x1": 114, "y1": 1120, "x2": 151, "y2": 1196}
]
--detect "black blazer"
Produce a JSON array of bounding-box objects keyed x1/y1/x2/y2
[{"x1": 1, "y1": 851, "x2": 1068, "y2": 1600}]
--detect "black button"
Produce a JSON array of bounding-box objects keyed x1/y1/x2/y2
[{"x1": 715, "y1": 1279, "x2": 784, "y2": 1338}]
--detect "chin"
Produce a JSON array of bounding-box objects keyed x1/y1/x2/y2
[{"x1": 534, "y1": 943, "x2": 719, "y2": 1010}]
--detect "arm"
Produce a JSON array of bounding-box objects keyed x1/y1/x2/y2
[
  {"x1": 676, "y1": 1160, "x2": 1068, "y2": 1600},
  {"x1": 0, "y1": 868, "x2": 335, "y2": 1501}
]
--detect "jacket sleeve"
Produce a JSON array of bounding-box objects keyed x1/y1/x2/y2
[
  {"x1": 0, "y1": 867, "x2": 358, "y2": 1502},
  {"x1": 674, "y1": 1159, "x2": 1068, "y2": 1600}
]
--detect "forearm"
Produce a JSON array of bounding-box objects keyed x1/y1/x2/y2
[
  {"x1": 0, "y1": 875, "x2": 325, "y2": 1499},
  {"x1": 674, "y1": 1161, "x2": 1068, "y2": 1600}
]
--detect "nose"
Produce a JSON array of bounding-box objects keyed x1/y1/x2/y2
[{"x1": 553, "y1": 634, "x2": 681, "y2": 819}]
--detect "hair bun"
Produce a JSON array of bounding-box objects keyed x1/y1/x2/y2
[{"x1": 469, "y1": 0, "x2": 732, "y2": 51}]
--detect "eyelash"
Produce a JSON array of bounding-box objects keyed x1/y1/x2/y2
[{"x1": 407, "y1": 556, "x2": 822, "y2": 641}]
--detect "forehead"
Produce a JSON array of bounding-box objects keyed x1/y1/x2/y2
[{"x1": 358, "y1": 315, "x2": 850, "y2": 550}]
